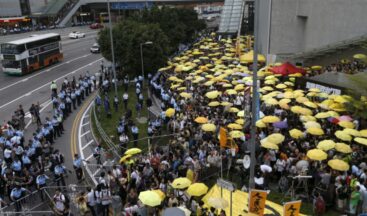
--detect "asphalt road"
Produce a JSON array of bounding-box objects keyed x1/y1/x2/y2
[{"x1": 0, "y1": 27, "x2": 105, "y2": 190}]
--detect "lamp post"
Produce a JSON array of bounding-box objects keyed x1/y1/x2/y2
[
  {"x1": 107, "y1": 0, "x2": 117, "y2": 95},
  {"x1": 140, "y1": 41, "x2": 153, "y2": 85}
]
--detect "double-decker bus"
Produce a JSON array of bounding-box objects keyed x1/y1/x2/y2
[{"x1": 0, "y1": 33, "x2": 63, "y2": 76}]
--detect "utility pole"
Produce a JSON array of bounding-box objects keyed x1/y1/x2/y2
[
  {"x1": 107, "y1": 0, "x2": 117, "y2": 95},
  {"x1": 249, "y1": 0, "x2": 260, "y2": 190}
]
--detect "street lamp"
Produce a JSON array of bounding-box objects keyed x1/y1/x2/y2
[
  {"x1": 140, "y1": 41, "x2": 153, "y2": 85},
  {"x1": 107, "y1": 0, "x2": 117, "y2": 95}
]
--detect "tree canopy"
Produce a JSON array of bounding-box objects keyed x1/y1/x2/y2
[{"x1": 98, "y1": 6, "x2": 206, "y2": 77}]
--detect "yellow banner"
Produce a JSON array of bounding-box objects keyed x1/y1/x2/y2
[
  {"x1": 249, "y1": 189, "x2": 268, "y2": 216},
  {"x1": 283, "y1": 200, "x2": 302, "y2": 216},
  {"x1": 219, "y1": 127, "x2": 227, "y2": 148}
]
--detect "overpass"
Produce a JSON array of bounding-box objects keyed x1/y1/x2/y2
[{"x1": 58, "y1": 0, "x2": 223, "y2": 27}]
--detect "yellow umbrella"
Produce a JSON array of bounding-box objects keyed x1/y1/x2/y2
[
  {"x1": 235, "y1": 119, "x2": 245, "y2": 125},
  {"x1": 172, "y1": 177, "x2": 192, "y2": 189},
  {"x1": 311, "y1": 65, "x2": 322, "y2": 70},
  {"x1": 139, "y1": 191, "x2": 162, "y2": 207},
  {"x1": 256, "y1": 120, "x2": 267, "y2": 128},
  {"x1": 307, "y1": 127, "x2": 324, "y2": 136},
  {"x1": 296, "y1": 96, "x2": 309, "y2": 103},
  {"x1": 338, "y1": 121, "x2": 355, "y2": 129},
  {"x1": 307, "y1": 149, "x2": 327, "y2": 161},
  {"x1": 308, "y1": 88, "x2": 321, "y2": 93},
  {"x1": 354, "y1": 137, "x2": 367, "y2": 146},
  {"x1": 261, "y1": 141, "x2": 279, "y2": 150},
  {"x1": 228, "y1": 107, "x2": 240, "y2": 113},
  {"x1": 119, "y1": 154, "x2": 132, "y2": 163},
  {"x1": 304, "y1": 101, "x2": 318, "y2": 109},
  {"x1": 180, "y1": 92, "x2": 192, "y2": 99},
  {"x1": 165, "y1": 108, "x2": 175, "y2": 117},
  {"x1": 264, "y1": 98, "x2": 278, "y2": 106},
  {"x1": 208, "y1": 101, "x2": 220, "y2": 107},
  {"x1": 317, "y1": 140, "x2": 336, "y2": 151},
  {"x1": 187, "y1": 183, "x2": 208, "y2": 197},
  {"x1": 304, "y1": 121, "x2": 321, "y2": 129},
  {"x1": 153, "y1": 189, "x2": 166, "y2": 200},
  {"x1": 300, "y1": 115, "x2": 316, "y2": 122},
  {"x1": 328, "y1": 159, "x2": 350, "y2": 171},
  {"x1": 205, "y1": 91, "x2": 220, "y2": 99},
  {"x1": 327, "y1": 111, "x2": 340, "y2": 117},
  {"x1": 124, "y1": 148, "x2": 142, "y2": 155},
  {"x1": 289, "y1": 129, "x2": 304, "y2": 139},
  {"x1": 204, "y1": 81, "x2": 214, "y2": 86},
  {"x1": 264, "y1": 80, "x2": 276, "y2": 85},
  {"x1": 279, "y1": 98, "x2": 291, "y2": 104},
  {"x1": 227, "y1": 123, "x2": 243, "y2": 130},
  {"x1": 207, "y1": 197, "x2": 229, "y2": 209},
  {"x1": 221, "y1": 101, "x2": 233, "y2": 107},
  {"x1": 283, "y1": 91, "x2": 294, "y2": 99},
  {"x1": 177, "y1": 87, "x2": 187, "y2": 91},
  {"x1": 226, "y1": 89, "x2": 237, "y2": 95},
  {"x1": 315, "y1": 112, "x2": 330, "y2": 119},
  {"x1": 194, "y1": 117, "x2": 208, "y2": 124},
  {"x1": 234, "y1": 84, "x2": 245, "y2": 91},
  {"x1": 266, "y1": 133, "x2": 285, "y2": 144},
  {"x1": 262, "y1": 116, "x2": 280, "y2": 123},
  {"x1": 335, "y1": 143, "x2": 352, "y2": 154},
  {"x1": 343, "y1": 128, "x2": 360, "y2": 137},
  {"x1": 275, "y1": 83, "x2": 287, "y2": 89},
  {"x1": 237, "y1": 110, "x2": 245, "y2": 117},
  {"x1": 168, "y1": 76, "x2": 178, "y2": 81},
  {"x1": 359, "y1": 129, "x2": 367, "y2": 137},
  {"x1": 229, "y1": 130, "x2": 244, "y2": 138},
  {"x1": 335, "y1": 130, "x2": 352, "y2": 142},
  {"x1": 353, "y1": 53, "x2": 367, "y2": 60},
  {"x1": 202, "y1": 123, "x2": 216, "y2": 132}
]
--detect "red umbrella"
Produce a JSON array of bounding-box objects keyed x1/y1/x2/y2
[{"x1": 270, "y1": 62, "x2": 306, "y2": 76}]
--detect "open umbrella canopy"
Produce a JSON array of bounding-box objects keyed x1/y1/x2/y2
[
  {"x1": 124, "y1": 148, "x2": 142, "y2": 155},
  {"x1": 338, "y1": 121, "x2": 355, "y2": 129},
  {"x1": 289, "y1": 128, "x2": 304, "y2": 139},
  {"x1": 221, "y1": 101, "x2": 233, "y2": 107},
  {"x1": 256, "y1": 120, "x2": 267, "y2": 128},
  {"x1": 360, "y1": 129, "x2": 367, "y2": 137},
  {"x1": 228, "y1": 107, "x2": 240, "y2": 113},
  {"x1": 262, "y1": 115, "x2": 280, "y2": 123},
  {"x1": 343, "y1": 128, "x2": 360, "y2": 137},
  {"x1": 261, "y1": 141, "x2": 279, "y2": 150},
  {"x1": 163, "y1": 208, "x2": 186, "y2": 216},
  {"x1": 138, "y1": 191, "x2": 162, "y2": 207},
  {"x1": 335, "y1": 130, "x2": 353, "y2": 142},
  {"x1": 304, "y1": 101, "x2": 318, "y2": 109},
  {"x1": 273, "y1": 121, "x2": 288, "y2": 129},
  {"x1": 328, "y1": 159, "x2": 350, "y2": 171},
  {"x1": 119, "y1": 154, "x2": 132, "y2": 163},
  {"x1": 264, "y1": 98, "x2": 278, "y2": 106},
  {"x1": 354, "y1": 137, "x2": 367, "y2": 146},
  {"x1": 307, "y1": 149, "x2": 327, "y2": 161},
  {"x1": 315, "y1": 112, "x2": 330, "y2": 119},
  {"x1": 202, "y1": 123, "x2": 216, "y2": 132},
  {"x1": 317, "y1": 140, "x2": 336, "y2": 151},
  {"x1": 165, "y1": 108, "x2": 176, "y2": 117},
  {"x1": 227, "y1": 123, "x2": 243, "y2": 130},
  {"x1": 172, "y1": 177, "x2": 192, "y2": 189},
  {"x1": 179, "y1": 92, "x2": 192, "y2": 99},
  {"x1": 335, "y1": 143, "x2": 352, "y2": 154},
  {"x1": 307, "y1": 127, "x2": 325, "y2": 136},
  {"x1": 304, "y1": 121, "x2": 321, "y2": 129},
  {"x1": 153, "y1": 189, "x2": 166, "y2": 200},
  {"x1": 208, "y1": 101, "x2": 220, "y2": 107},
  {"x1": 207, "y1": 197, "x2": 229, "y2": 209},
  {"x1": 237, "y1": 110, "x2": 245, "y2": 117},
  {"x1": 187, "y1": 183, "x2": 208, "y2": 197},
  {"x1": 235, "y1": 119, "x2": 245, "y2": 125},
  {"x1": 229, "y1": 130, "x2": 244, "y2": 138},
  {"x1": 353, "y1": 53, "x2": 367, "y2": 60},
  {"x1": 206, "y1": 90, "x2": 220, "y2": 99},
  {"x1": 265, "y1": 133, "x2": 285, "y2": 144},
  {"x1": 195, "y1": 117, "x2": 209, "y2": 124}
]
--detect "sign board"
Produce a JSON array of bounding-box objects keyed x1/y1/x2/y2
[
  {"x1": 305, "y1": 81, "x2": 341, "y2": 95},
  {"x1": 111, "y1": 2, "x2": 153, "y2": 10},
  {"x1": 249, "y1": 189, "x2": 268, "y2": 216},
  {"x1": 283, "y1": 200, "x2": 302, "y2": 216},
  {"x1": 217, "y1": 178, "x2": 235, "y2": 192}
]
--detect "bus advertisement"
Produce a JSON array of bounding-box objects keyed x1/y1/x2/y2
[{"x1": 0, "y1": 33, "x2": 63, "y2": 76}]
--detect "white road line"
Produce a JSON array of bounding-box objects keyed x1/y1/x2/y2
[
  {"x1": 92, "y1": 161, "x2": 109, "y2": 176},
  {"x1": 0, "y1": 58, "x2": 103, "y2": 109},
  {"x1": 81, "y1": 121, "x2": 90, "y2": 127},
  {"x1": 0, "y1": 54, "x2": 92, "y2": 92},
  {"x1": 85, "y1": 154, "x2": 93, "y2": 161},
  {"x1": 80, "y1": 130, "x2": 90, "y2": 137},
  {"x1": 84, "y1": 114, "x2": 89, "y2": 118},
  {"x1": 78, "y1": 102, "x2": 97, "y2": 185},
  {"x1": 82, "y1": 139, "x2": 94, "y2": 150}
]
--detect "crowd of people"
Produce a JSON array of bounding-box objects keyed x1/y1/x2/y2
[
  {"x1": 0, "y1": 72, "x2": 97, "y2": 214},
  {"x1": 308, "y1": 59, "x2": 367, "y2": 76}
]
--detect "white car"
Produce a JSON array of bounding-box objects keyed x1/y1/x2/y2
[
  {"x1": 90, "y1": 43, "x2": 100, "y2": 53},
  {"x1": 69, "y1": 31, "x2": 85, "y2": 39}
]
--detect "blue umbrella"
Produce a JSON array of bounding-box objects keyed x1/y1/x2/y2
[{"x1": 273, "y1": 121, "x2": 288, "y2": 129}]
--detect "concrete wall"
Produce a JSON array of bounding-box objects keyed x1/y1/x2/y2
[
  {"x1": 29, "y1": 0, "x2": 48, "y2": 14},
  {"x1": 258, "y1": 0, "x2": 367, "y2": 58},
  {"x1": 0, "y1": 0, "x2": 22, "y2": 17}
]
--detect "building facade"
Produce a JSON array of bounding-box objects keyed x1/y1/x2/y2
[{"x1": 257, "y1": 0, "x2": 367, "y2": 62}]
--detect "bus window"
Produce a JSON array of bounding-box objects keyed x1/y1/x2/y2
[
  {"x1": 2, "y1": 60, "x2": 20, "y2": 68},
  {"x1": 1, "y1": 44, "x2": 26, "y2": 54}
]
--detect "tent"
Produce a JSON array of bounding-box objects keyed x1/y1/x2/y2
[{"x1": 270, "y1": 62, "x2": 306, "y2": 76}]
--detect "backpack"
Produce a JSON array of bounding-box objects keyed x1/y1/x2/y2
[{"x1": 315, "y1": 197, "x2": 325, "y2": 215}]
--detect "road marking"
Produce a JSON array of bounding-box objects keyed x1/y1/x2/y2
[
  {"x1": 84, "y1": 114, "x2": 89, "y2": 118},
  {"x1": 0, "y1": 54, "x2": 93, "y2": 92},
  {"x1": 80, "y1": 130, "x2": 90, "y2": 137},
  {"x1": 82, "y1": 121, "x2": 90, "y2": 127},
  {"x1": 85, "y1": 154, "x2": 93, "y2": 161},
  {"x1": 82, "y1": 139, "x2": 94, "y2": 150},
  {"x1": 0, "y1": 58, "x2": 103, "y2": 109}
]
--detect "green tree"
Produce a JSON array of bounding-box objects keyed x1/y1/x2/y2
[{"x1": 98, "y1": 20, "x2": 170, "y2": 77}]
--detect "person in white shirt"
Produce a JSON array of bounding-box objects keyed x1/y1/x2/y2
[
  {"x1": 100, "y1": 185, "x2": 111, "y2": 216},
  {"x1": 86, "y1": 187, "x2": 97, "y2": 216},
  {"x1": 53, "y1": 189, "x2": 67, "y2": 215}
]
